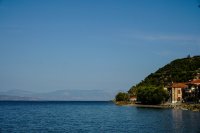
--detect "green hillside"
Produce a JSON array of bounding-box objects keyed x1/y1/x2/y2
[{"x1": 128, "y1": 55, "x2": 200, "y2": 95}]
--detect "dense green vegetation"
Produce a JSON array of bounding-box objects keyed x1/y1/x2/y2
[
  {"x1": 115, "y1": 92, "x2": 130, "y2": 102},
  {"x1": 129, "y1": 55, "x2": 200, "y2": 95},
  {"x1": 115, "y1": 55, "x2": 200, "y2": 104},
  {"x1": 136, "y1": 86, "x2": 169, "y2": 104},
  {"x1": 138, "y1": 56, "x2": 200, "y2": 86}
]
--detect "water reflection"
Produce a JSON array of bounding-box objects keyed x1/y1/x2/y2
[
  {"x1": 1, "y1": 102, "x2": 200, "y2": 133},
  {"x1": 171, "y1": 109, "x2": 200, "y2": 133},
  {"x1": 171, "y1": 110, "x2": 183, "y2": 132},
  {"x1": 135, "y1": 107, "x2": 200, "y2": 133}
]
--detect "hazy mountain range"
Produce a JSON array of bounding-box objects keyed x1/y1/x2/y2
[{"x1": 0, "y1": 89, "x2": 117, "y2": 101}]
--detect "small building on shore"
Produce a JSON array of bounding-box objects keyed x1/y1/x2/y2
[
  {"x1": 165, "y1": 83, "x2": 188, "y2": 103},
  {"x1": 165, "y1": 78, "x2": 200, "y2": 103},
  {"x1": 184, "y1": 79, "x2": 200, "y2": 103},
  {"x1": 130, "y1": 96, "x2": 137, "y2": 102}
]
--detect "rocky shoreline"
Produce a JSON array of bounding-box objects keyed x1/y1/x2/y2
[
  {"x1": 176, "y1": 103, "x2": 200, "y2": 112},
  {"x1": 115, "y1": 101, "x2": 200, "y2": 112}
]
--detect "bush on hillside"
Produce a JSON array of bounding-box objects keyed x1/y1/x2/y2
[
  {"x1": 136, "y1": 86, "x2": 169, "y2": 104},
  {"x1": 115, "y1": 92, "x2": 130, "y2": 101}
]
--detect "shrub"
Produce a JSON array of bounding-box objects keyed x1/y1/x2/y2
[
  {"x1": 136, "y1": 86, "x2": 169, "y2": 104},
  {"x1": 115, "y1": 92, "x2": 130, "y2": 101}
]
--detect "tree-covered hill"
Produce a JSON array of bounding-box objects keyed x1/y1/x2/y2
[{"x1": 128, "y1": 55, "x2": 200, "y2": 95}]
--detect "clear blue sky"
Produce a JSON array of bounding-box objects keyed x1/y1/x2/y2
[{"x1": 0, "y1": 0, "x2": 200, "y2": 99}]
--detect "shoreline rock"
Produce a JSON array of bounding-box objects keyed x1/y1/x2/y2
[
  {"x1": 180, "y1": 103, "x2": 200, "y2": 112},
  {"x1": 114, "y1": 101, "x2": 200, "y2": 112}
]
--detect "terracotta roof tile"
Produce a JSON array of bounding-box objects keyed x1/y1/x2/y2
[
  {"x1": 189, "y1": 79, "x2": 200, "y2": 84},
  {"x1": 172, "y1": 83, "x2": 188, "y2": 88}
]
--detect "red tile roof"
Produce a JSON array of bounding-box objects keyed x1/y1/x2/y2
[
  {"x1": 172, "y1": 83, "x2": 188, "y2": 88},
  {"x1": 130, "y1": 96, "x2": 137, "y2": 99},
  {"x1": 189, "y1": 79, "x2": 200, "y2": 84}
]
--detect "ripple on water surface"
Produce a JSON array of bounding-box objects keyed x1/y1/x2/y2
[{"x1": 0, "y1": 101, "x2": 200, "y2": 133}]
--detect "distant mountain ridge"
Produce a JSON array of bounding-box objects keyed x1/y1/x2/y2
[
  {"x1": 0, "y1": 95, "x2": 38, "y2": 101},
  {"x1": 0, "y1": 89, "x2": 117, "y2": 101}
]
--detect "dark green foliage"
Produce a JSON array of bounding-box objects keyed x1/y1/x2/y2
[
  {"x1": 117, "y1": 55, "x2": 200, "y2": 103},
  {"x1": 129, "y1": 56, "x2": 200, "y2": 94},
  {"x1": 128, "y1": 86, "x2": 136, "y2": 96},
  {"x1": 136, "y1": 86, "x2": 169, "y2": 104},
  {"x1": 115, "y1": 92, "x2": 130, "y2": 101}
]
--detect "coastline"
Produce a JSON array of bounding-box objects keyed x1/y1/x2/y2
[{"x1": 114, "y1": 101, "x2": 200, "y2": 112}]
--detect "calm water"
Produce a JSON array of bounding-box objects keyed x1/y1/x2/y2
[{"x1": 0, "y1": 101, "x2": 200, "y2": 133}]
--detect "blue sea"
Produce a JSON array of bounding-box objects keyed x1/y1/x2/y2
[{"x1": 0, "y1": 101, "x2": 200, "y2": 133}]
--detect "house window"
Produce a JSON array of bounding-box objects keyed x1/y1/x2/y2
[
  {"x1": 178, "y1": 90, "x2": 181, "y2": 94},
  {"x1": 177, "y1": 97, "x2": 181, "y2": 101}
]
